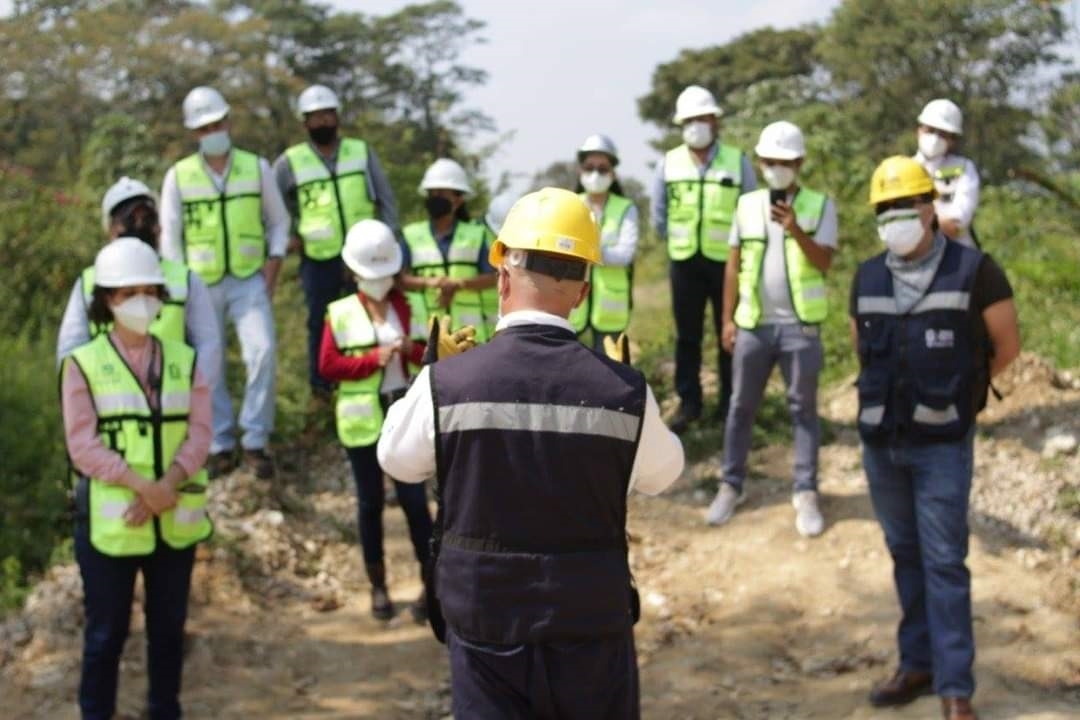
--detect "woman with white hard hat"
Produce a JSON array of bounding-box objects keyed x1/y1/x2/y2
[
  {"x1": 568, "y1": 133, "x2": 640, "y2": 349},
  {"x1": 318, "y1": 219, "x2": 433, "y2": 621},
  {"x1": 913, "y1": 98, "x2": 981, "y2": 247},
  {"x1": 399, "y1": 158, "x2": 498, "y2": 340},
  {"x1": 61, "y1": 237, "x2": 212, "y2": 719}
]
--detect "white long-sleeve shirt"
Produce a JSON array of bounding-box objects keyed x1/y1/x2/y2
[
  {"x1": 914, "y1": 151, "x2": 980, "y2": 247},
  {"x1": 584, "y1": 196, "x2": 639, "y2": 268},
  {"x1": 159, "y1": 151, "x2": 291, "y2": 264},
  {"x1": 55, "y1": 268, "x2": 222, "y2": 388},
  {"x1": 377, "y1": 310, "x2": 685, "y2": 495}
]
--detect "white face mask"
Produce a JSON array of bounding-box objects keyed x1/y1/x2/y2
[
  {"x1": 199, "y1": 130, "x2": 231, "y2": 156},
  {"x1": 761, "y1": 165, "x2": 796, "y2": 191},
  {"x1": 111, "y1": 295, "x2": 162, "y2": 336},
  {"x1": 580, "y1": 171, "x2": 613, "y2": 194},
  {"x1": 877, "y1": 209, "x2": 927, "y2": 256},
  {"x1": 682, "y1": 121, "x2": 713, "y2": 150},
  {"x1": 918, "y1": 130, "x2": 947, "y2": 160},
  {"x1": 357, "y1": 276, "x2": 394, "y2": 301}
]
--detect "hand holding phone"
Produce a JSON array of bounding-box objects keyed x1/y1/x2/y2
[{"x1": 769, "y1": 188, "x2": 786, "y2": 207}]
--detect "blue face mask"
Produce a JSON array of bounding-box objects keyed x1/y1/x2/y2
[{"x1": 199, "y1": 130, "x2": 231, "y2": 156}]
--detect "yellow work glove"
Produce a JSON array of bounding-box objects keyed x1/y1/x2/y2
[
  {"x1": 603, "y1": 333, "x2": 631, "y2": 364},
  {"x1": 422, "y1": 315, "x2": 477, "y2": 365}
]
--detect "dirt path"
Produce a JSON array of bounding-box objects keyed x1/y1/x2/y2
[{"x1": 3, "y1": 385, "x2": 1078, "y2": 719}]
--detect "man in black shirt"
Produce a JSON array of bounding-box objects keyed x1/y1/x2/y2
[{"x1": 851, "y1": 156, "x2": 1019, "y2": 720}]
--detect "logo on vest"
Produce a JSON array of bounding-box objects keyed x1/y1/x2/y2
[
  {"x1": 168, "y1": 363, "x2": 180, "y2": 380},
  {"x1": 925, "y1": 328, "x2": 955, "y2": 349}
]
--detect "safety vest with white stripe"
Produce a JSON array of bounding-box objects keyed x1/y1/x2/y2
[
  {"x1": 284, "y1": 139, "x2": 375, "y2": 261},
  {"x1": 403, "y1": 220, "x2": 492, "y2": 342},
  {"x1": 66, "y1": 334, "x2": 212, "y2": 556},
  {"x1": 853, "y1": 240, "x2": 985, "y2": 444},
  {"x1": 81, "y1": 259, "x2": 190, "y2": 343},
  {"x1": 663, "y1": 143, "x2": 743, "y2": 262},
  {"x1": 733, "y1": 188, "x2": 829, "y2": 328},
  {"x1": 175, "y1": 149, "x2": 266, "y2": 285},
  {"x1": 569, "y1": 193, "x2": 634, "y2": 335}
]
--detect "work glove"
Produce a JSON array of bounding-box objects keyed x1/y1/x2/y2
[
  {"x1": 603, "y1": 333, "x2": 631, "y2": 364},
  {"x1": 421, "y1": 315, "x2": 477, "y2": 365}
]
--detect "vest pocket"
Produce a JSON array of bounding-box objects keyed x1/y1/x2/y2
[
  {"x1": 160, "y1": 479, "x2": 212, "y2": 549},
  {"x1": 911, "y1": 376, "x2": 965, "y2": 438},
  {"x1": 89, "y1": 481, "x2": 154, "y2": 556},
  {"x1": 856, "y1": 369, "x2": 890, "y2": 438},
  {"x1": 335, "y1": 390, "x2": 383, "y2": 447}
]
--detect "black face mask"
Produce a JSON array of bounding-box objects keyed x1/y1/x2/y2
[
  {"x1": 425, "y1": 196, "x2": 454, "y2": 219},
  {"x1": 307, "y1": 125, "x2": 338, "y2": 146},
  {"x1": 117, "y1": 202, "x2": 158, "y2": 248}
]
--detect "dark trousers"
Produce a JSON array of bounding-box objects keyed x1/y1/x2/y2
[
  {"x1": 345, "y1": 444, "x2": 433, "y2": 567},
  {"x1": 669, "y1": 253, "x2": 731, "y2": 412},
  {"x1": 299, "y1": 256, "x2": 349, "y2": 393},
  {"x1": 448, "y1": 628, "x2": 640, "y2": 719},
  {"x1": 75, "y1": 525, "x2": 195, "y2": 720}
]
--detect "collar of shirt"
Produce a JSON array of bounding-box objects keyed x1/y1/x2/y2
[
  {"x1": 495, "y1": 309, "x2": 574, "y2": 334},
  {"x1": 690, "y1": 143, "x2": 719, "y2": 176},
  {"x1": 201, "y1": 152, "x2": 234, "y2": 188}
]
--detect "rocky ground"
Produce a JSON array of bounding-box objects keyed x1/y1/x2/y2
[{"x1": 1, "y1": 354, "x2": 1078, "y2": 719}]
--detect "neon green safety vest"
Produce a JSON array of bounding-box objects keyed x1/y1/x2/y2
[
  {"x1": 175, "y1": 149, "x2": 266, "y2": 285},
  {"x1": 284, "y1": 138, "x2": 375, "y2": 260},
  {"x1": 327, "y1": 295, "x2": 393, "y2": 447},
  {"x1": 569, "y1": 194, "x2": 634, "y2": 335},
  {"x1": 733, "y1": 188, "x2": 829, "y2": 328},
  {"x1": 403, "y1": 220, "x2": 492, "y2": 343},
  {"x1": 81, "y1": 258, "x2": 190, "y2": 343},
  {"x1": 664, "y1": 143, "x2": 743, "y2": 262},
  {"x1": 65, "y1": 334, "x2": 212, "y2": 556}
]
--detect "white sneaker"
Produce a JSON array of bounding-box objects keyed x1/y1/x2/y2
[
  {"x1": 705, "y1": 483, "x2": 743, "y2": 526},
  {"x1": 793, "y1": 490, "x2": 825, "y2": 537}
]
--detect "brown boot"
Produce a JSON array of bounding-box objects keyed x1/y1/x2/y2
[
  {"x1": 365, "y1": 562, "x2": 394, "y2": 620},
  {"x1": 941, "y1": 697, "x2": 978, "y2": 720},
  {"x1": 869, "y1": 668, "x2": 933, "y2": 707}
]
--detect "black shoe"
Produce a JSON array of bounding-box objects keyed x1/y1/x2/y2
[
  {"x1": 669, "y1": 402, "x2": 702, "y2": 435},
  {"x1": 869, "y1": 669, "x2": 934, "y2": 707},
  {"x1": 371, "y1": 586, "x2": 394, "y2": 621},
  {"x1": 242, "y1": 448, "x2": 275, "y2": 480},
  {"x1": 207, "y1": 451, "x2": 236, "y2": 480}
]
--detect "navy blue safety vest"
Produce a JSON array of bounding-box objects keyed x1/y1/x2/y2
[
  {"x1": 854, "y1": 240, "x2": 987, "y2": 445},
  {"x1": 430, "y1": 324, "x2": 646, "y2": 644}
]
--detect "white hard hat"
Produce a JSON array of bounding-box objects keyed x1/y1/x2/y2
[
  {"x1": 418, "y1": 158, "x2": 472, "y2": 196},
  {"x1": 917, "y1": 98, "x2": 963, "y2": 135},
  {"x1": 101, "y1": 177, "x2": 155, "y2": 232},
  {"x1": 755, "y1": 121, "x2": 806, "y2": 160},
  {"x1": 484, "y1": 192, "x2": 520, "y2": 235},
  {"x1": 341, "y1": 219, "x2": 403, "y2": 279},
  {"x1": 182, "y1": 86, "x2": 230, "y2": 130},
  {"x1": 576, "y1": 134, "x2": 619, "y2": 165},
  {"x1": 297, "y1": 84, "x2": 340, "y2": 117},
  {"x1": 94, "y1": 237, "x2": 165, "y2": 288},
  {"x1": 673, "y1": 85, "x2": 722, "y2": 125}
]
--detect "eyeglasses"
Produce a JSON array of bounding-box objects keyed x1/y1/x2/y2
[{"x1": 581, "y1": 164, "x2": 612, "y2": 175}]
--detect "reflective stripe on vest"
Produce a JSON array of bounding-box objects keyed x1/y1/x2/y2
[
  {"x1": 403, "y1": 220, "x2": 490, "y2": 342},
  {"x1": 284, "y1": 138, "x2": 375, "y2": 260},
  {"x1": 733, "y1": 188, "x2": 829, "y2": 328},
  {"x1": 82, "y1": 259, "x2": 190, "y2": 343},
  {"x1": 66, "y1": 334, "x2": 211, "y2": 556},
  {"x1": 175, "y1": 149, "x2": 266, "y2": 284},
  {"x1": 327, "y1": 294, "x2": 384, "y2": 447},
  {"x1": 569, "y1": 194, "x2": 634, "y2": 334},
  {"x1": 664, "y1": 143, "x2": 742, "y2": 262}
]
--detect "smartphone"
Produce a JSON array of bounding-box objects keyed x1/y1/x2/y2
[{"x1": 769, "y1": 188, "x2": 786, "y2": 207}]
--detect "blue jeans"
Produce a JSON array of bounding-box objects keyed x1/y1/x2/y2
[
  {"x1": 722, "y1": 324, "x2": 823, "y2": 493},
  {"x1": 862, "y1": 430, "x2": 975, "y2": 698},
  {"x1": 75, "y1": 525, "x2": 195, "y2": 720},
  {"x1": 345, "y1": 444, "x2": 433, "y2": 567},
  {"x1": 300, "y1": 257, "x2": 349, "y2": 393},
  {"x1": 669, "y1": 254, "x2": 731, "y2": 412},
  {"x1": 206, "y1": 273, "x2": 277, "y2": 452}
]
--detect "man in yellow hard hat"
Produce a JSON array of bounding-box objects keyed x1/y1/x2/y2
[
  {"x1": 854, "y1": 157, "x2": 1019, "y2": 720},
  {"x1": 377, "y1": 188, "x2": 684, "y2": 718}
]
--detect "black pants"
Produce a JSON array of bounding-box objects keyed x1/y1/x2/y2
[
  {"x1": 75, "y1": 525, "x2": 195, "y2": 720},
  {"x1": 669, "y1": 253, "x2": 732, "y2": 411},
  {"x1": 299, "y1": 256, "x2": 349, "y2": 393},
  {"x1": 345, "y1": 444, "x2": 433, "y2": 567},
  {"x1": 448, "y1": 628, "x2": 640, "y2": 719}
]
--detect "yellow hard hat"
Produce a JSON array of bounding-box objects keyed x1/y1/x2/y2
[
  {"x1": 489, "y1": 187, "x2": 601, "y2": 267},
  {"x1": 868, "y1": 155, "x2": 937, "y2": 205}
]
